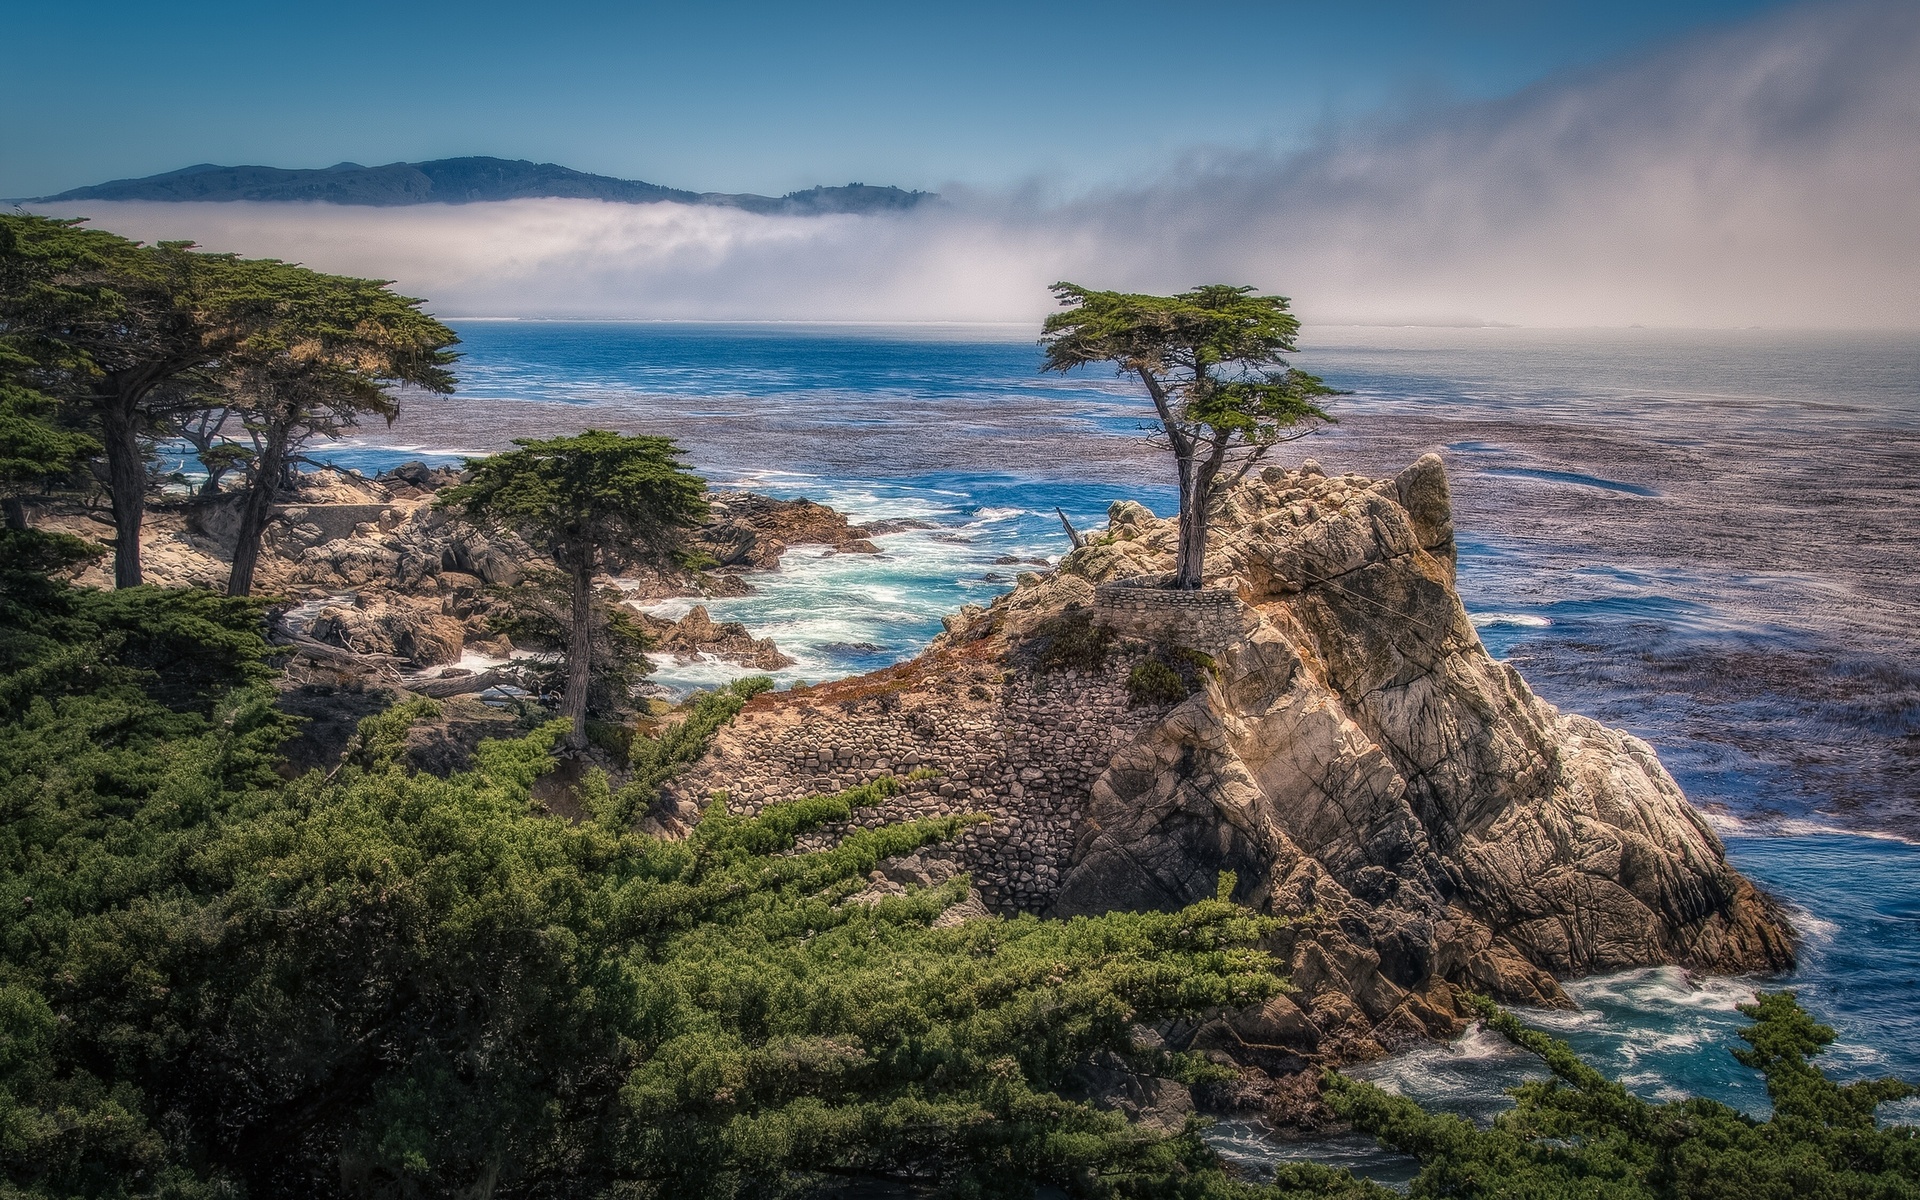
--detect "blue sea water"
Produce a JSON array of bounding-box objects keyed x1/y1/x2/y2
[{"x1": 330, "y1": 320, "x2": 1920, "y2": 1177}]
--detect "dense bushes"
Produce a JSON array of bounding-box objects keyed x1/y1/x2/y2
[
  {"x1": 2, "y1": 536, "x2": 1913, "y2": 1198},
  {"x1": 0, "y1": 550, "x2": 1302, "y2": 1197},
  {"x1": 1126, "y1": 659, "x2": 1188, "y2": 706}
]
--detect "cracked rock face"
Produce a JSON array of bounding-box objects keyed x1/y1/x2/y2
[
  {"x1": 671, "y1": 453, "x2": 1795, "y2": 1076},
  {"x1": 1050, "y1": 455, "x2": 1794, "y2": 1052}
]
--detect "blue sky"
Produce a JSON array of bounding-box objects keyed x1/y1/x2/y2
[{"x1": 6, "y1": 0, "x2": 1792, "y2": 198}]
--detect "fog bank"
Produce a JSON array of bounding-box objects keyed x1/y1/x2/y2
[{"x1": 36, "y1": 0, "x2": 1920, "y2": 328}]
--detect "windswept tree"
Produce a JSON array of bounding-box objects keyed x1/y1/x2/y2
[
  {"x1": 439, "y1": 431, "x2": 709, "y2": 751},
  {"x1": 1041, "y1": 283, "x2": 1340, "y2": 589},
  {"x1": 221, "y1": 273, "x2": 458, "y2": 596},
  {"x1": 0, "y1": 215, "x2": 250, "y2": 585},
  {"x1": 0, "y1": 213, "x2": 457, "y2": 589}
]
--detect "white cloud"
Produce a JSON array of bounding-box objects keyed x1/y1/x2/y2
[{"x1": 34, "y1": 0, "x2": 1920, "y2": 329}]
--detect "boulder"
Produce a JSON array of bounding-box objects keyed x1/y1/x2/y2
[{"x1": 310, "y1": 595, "x2": 467, "y2": 668}]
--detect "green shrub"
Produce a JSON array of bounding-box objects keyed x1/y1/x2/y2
[
  {"x1": 1031, "y1": 604, "x2": 1114, "y2": 672},
  {"x1": 0, "y1": 615, "x2": 1292, "y2": 1197},
  {"x1": 586, "y1": 716, "x2": 634, "y2": 760},
  {"x1": 1127, "y1": 657, "x2": 1190, "y2": 705}
]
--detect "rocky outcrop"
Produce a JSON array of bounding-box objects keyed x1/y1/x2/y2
[
  {"x1": 49, "y1": 468, "x2": 870, "y2": 676},
  {"x1": 636, "y1": 605, "x2": 795, "y2": 670},
  {"x1": 690, "y1": 492, "x2": 914, "y2": 571},
  {"x1": 664, "y1": 454, "x2": 1794, "y2": 1100},
  {"x1": 308, "y1": 594, "x2": 469, "y2": 668}
]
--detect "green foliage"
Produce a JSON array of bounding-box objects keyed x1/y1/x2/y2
[
  {"x1": 0, "y1": 344, "x2": 96, "y2": 496},
  {"x1": 0, "y1": 211, "x2": 459, "y2": 588},
  {"x1": 439, "y1": 429, "x2": 709, "y2": 574},
  {"x1": 1127, "y1": 648, "x2": 1214, "y2": 707},
  {"x1": 594, "y1": 676, "x2": 776, "y2": 828},
  {"x1": 0, "y1": 529, "x2": 275, "y2": 717},
  {"x1": 440, "y1": 430, "x2": 710, "y2": 747},
  {"x1": 7, "y1": 552, "x2": 1908, "y2": 1199},
  {"x1": 213, "y1": 258, "x2": 460, "y2": 594},
  {"x1": 1039, "y1": 285, "x2": 1338, "y2": 445},
  {"x1": 1031, "y1": 605, "x2": 1116, "y2": 673},
  {"x1": 1039, "y1": 284, "x2": 1342, "y2": 588},
  {"x1": 1326, "y1": 992, "x2": 1920, "y2": 1200},
  {"x1": 0, "y1": 617, "x2": 1295, "y2": 1196},
  {"x1": 0, "y1": 558, "x2": 296, "y2": 1196},
  {"x1": 1127, "y1": 659, "x2": 1189, "y2": 706}
]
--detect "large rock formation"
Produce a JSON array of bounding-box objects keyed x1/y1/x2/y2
[{"x1": 665, "y1": 455, "x2": 1794, "y2": 1088}]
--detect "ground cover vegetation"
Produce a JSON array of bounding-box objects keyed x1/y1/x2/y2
[
  {"x1": 2, "y1": 528, "x2": 1913, "y2": 1198},
  {"x1": 1039, "y1": 284, "x2": 1340, "y2": 590}
]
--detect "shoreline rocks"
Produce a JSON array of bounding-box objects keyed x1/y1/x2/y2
[
  {"x1": 659, "y1": 453, "x2": 1796, "y2": 1121},
  {"x1": 48, "y1": 465, "x2": 895, "y2": 678}
]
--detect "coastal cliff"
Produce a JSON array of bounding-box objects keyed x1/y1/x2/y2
[{"x1": 663, "y1": 454, "x2": 1795, "y2": 1080}]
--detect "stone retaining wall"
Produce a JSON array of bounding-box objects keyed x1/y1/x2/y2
[
  {"x1": 665, "y1": 649, "x2": 1175, "y2": 914},
  {"x1": 1093, "y1": 577, "x2": 1245, "y2": 650}
]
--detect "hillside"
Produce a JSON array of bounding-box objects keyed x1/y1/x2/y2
[{"x1": 31, "y1": 156, "x2": 932, "y2": 213}]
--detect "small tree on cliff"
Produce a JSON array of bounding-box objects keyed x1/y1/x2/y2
[
  {"x1": 439, "y1": 431, "x2": 708, "y2": 751},
  {"x1": 1040, "y1": 283, "x2": 1340, "y2": 590}
]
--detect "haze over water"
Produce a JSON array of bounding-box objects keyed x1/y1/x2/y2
[{"x1": 335, "y1": 321, "x2": 1920, "y2": 1174}]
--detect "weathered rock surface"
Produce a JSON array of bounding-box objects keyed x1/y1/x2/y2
[
  {"x1": 308, "y1": 594, "x2": 468, "y2": 668},
  {"x1": 691, "y1": 491, "x2": 902, "y2": 571},
  {"x1": 636, "y1": 605, "x2": 795, "y2": 670},
  {"x1": 664, "y1": 454, "x2": 1795, "y2": 1105}
]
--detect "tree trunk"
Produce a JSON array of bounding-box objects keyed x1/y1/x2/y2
[
  {"x1": 3, "y1": 497, "x2": 27, "y2": 531},
  {"x1": 1137, "y1": 364, "x2": 1211, "y2": 590},
  {"x1": 99, "y1": 396, "x2": 147, "y2": 588},
  {"x1": 226, "y1": 423, "x2": 289, "y2": 597},
  {"x1": 1173, "y1": 440, "x2": 1228, "y2": 591},
  {"x1": 1173, "y1": 451, "x2": 1203, "y2": 589},
  {"x1": 563, "y1": 553, "x2": 593, "y2": 752}
]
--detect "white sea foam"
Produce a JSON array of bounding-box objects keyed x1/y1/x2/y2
[
  {"x1": 1782, "y1": 903, "x2": 1841, "y2": 946},
  {"x1": 1709, "y1": 811, "x2": 1920, "y2": 846},
  {"x1": 1346, "y1": 1020, "x2": 1539, "y2": 1104},
  {"x1": 1468, "y1": 612, "x2": 1552, "y2": 629}
]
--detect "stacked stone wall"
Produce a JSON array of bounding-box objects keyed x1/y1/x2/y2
[
  {"x1": 1092, "y1": 578, "x2": 1245, "y2": 651},
  {"x1": 664, "y1": 647, "x2": 1178, "y2": 913}
]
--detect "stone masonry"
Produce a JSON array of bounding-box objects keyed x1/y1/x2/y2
[
  {"x1": 1093, "y1": 577, "x2": 1247, "y2": 652},
  {"x1": 661, "y1": 634, "x2": 1189, "y2": 914}
]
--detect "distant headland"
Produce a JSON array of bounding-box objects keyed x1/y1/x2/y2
[{"x1": 27, "y1": 155, "x2": 933, "y2": 214}]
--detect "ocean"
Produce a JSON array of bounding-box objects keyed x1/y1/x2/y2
[{"x1": 324, "y1": 320, "x2": 1920, "y2": 1179}]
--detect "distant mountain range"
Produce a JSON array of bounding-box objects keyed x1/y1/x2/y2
[{"x1": 32, "y1": 156, "x2": 933, "y2": 215}]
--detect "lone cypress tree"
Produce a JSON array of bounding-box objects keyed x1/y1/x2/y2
[
  {"x1": 1041, "y1": 283, "x2": 1339, "y2": 589},
  {"x1": 439, "y1": 430, "x2": 708, "y2": 750}
]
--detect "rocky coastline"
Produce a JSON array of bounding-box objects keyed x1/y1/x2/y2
[
  {"x1": 653, "y1": 453, "x2": 1795, "y2": 1124},
  {"x1": 38, "y1": 451, "x2": 1797, "y2": 1128},
  {"x1": 41, "y1": 464, "x2": 893, "y2": 683}
]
